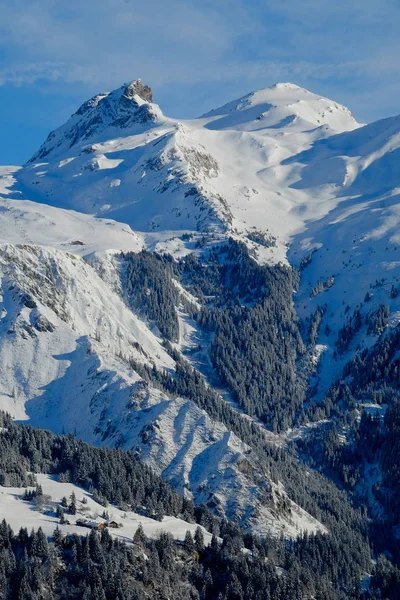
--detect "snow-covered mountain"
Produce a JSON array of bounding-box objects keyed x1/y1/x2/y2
[
  {"x1": 0, "y1": 166, "x2": 324, "y2": 537},
  {"x1": 30, "y1": 80, "x2": 160, "y2": 161},
  {"x1": 12, "y1": 80, "x2": 360, "y2": 261},
  {"x1": 13, "y1": 80, "x2": 400, "y2": 388},
  {"x1": 1, "y1": 79, "x2": 400, "y2": 537}
]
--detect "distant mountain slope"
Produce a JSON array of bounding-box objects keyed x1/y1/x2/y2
[{"x1": 201, "y1": 82, "x2": 358, "y2": 132}]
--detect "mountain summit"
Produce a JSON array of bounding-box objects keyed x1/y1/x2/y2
[
  {"x1": 30, "y1": 79, "x2": 162, "y2": 162},
  {"x1": 123, "y1": 79, "x2": 153, "y2": 102},
  {"x1": 201, "y1": 81, "x2": 359, "y2": 133}
]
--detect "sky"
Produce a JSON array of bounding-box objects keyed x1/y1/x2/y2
[{"x1": 1, "y1": 0, "x2": 400, "y2": 165}]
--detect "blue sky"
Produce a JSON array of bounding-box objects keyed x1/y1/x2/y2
[{"x1": 1, "y1": 0, "x2": 400, "y2": 164}]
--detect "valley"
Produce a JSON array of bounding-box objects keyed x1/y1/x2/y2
[{"x1": 0, "y1": 78, "x2": 400, "y2": 598}]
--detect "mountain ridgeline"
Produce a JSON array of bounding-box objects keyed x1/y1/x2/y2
[{"x1": 0, "y1": 79, "x2": 400, "y2": 598}]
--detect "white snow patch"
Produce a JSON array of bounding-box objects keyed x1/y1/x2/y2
[{"x1": 0, "y1": 474, "x2": 213, "y2": 545}]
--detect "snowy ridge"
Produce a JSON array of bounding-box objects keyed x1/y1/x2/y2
[
  {"x1": 11, "y1": 81, "x2": 362, "y2": 263},
  {"x1": 201, "y1": 82, "x2": 358, "y2": 133},
  {"x1": 1, "y1": 79, "x2": 400, "y2": 537},
  {"x1": 30, "y1": 80, "x2": 163, "y2": 162}
]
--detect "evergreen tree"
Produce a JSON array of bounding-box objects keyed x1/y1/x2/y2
[
  {"x1": 184, "y1": 530, "x2": 195, "y2": 554},
  {"x1": 194, "y1": 526, "x2": 205, "y2": 552},
  {"x1": 53, "y1": 526, "x2": 63, "y2": 547},
  {"x1": 31, "y1": 527, "x2": 49, "y2": 560},
  {"x1": 69, "y1": 491, "x2": 77, "y2": 515},
  {"x1": 133, "y1": 523, "x2": 146, "y2": 546}
]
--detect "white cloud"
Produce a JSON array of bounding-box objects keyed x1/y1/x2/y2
[{"x1": 0, "y1": 0, "x2": 399, "y2": 122}]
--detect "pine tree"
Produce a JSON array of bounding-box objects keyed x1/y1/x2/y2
[
  {"x1": 0, "y1": 519, "x2": 11, "y2": 549},
  {"x1": 133, "y1": 523, "x2": 146, "y2": 546},
  {"x1": 211, "y1": 534, "x2": 219, "y2": 551},
  {"x1": 89, "y1": 529, "x2": 103, "y2": 564},
  {"x1": 202, "y1": 569, "x2": 213, "y2": 599},
  {"x1": 33, "y1": 527, "x2": 49, "y2": 560},
  {"x1": 184, "y1": 530, "x2": 195, "y2": 554},
  {"x1": 194, "y1": 526, "x2": 205, "y2": 552},
  {"x1": 52, "y1": 526, "x2": 63, "y2": 547},
  {"x1": 69, "y1": 491, "x2": 77, "y2": 515}
]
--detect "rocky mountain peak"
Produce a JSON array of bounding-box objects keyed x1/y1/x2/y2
[
  {"x1": 123, "y1": 80, "x2": 153, "y2": 103},
  {"x1": 28, "y1": 79, "x2": 161, "y2": 162}
]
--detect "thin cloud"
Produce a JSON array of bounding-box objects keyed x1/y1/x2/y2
[
  {"x1": 0, "y1": 0, "x2": 399, "y2": 123},
  {"x1": 1, "y1": 56, "x2": 400, "y2": 92}
]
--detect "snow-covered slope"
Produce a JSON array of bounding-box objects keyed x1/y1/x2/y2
[
  {"x1": 0, "y1": 167, "x2": 323, "y2": 536},
  {"x1": 0, "y1": 166, "x2": 144, "y2": 256},
  {"x1": 0, "y1": 235, "x2": 320, "y2": 536},
  {"x1": 10, "y1": 81, "x2": 360, "y2": 263},
  {"x1": 287, "y1": 115, "x2": 400, "y2": 396},
  {"x1": 0, "y1": 473, "x2": 213, "y2": 544},
  {"x1": 0, "y1": 78, "x2": 399, "y2": 537}
]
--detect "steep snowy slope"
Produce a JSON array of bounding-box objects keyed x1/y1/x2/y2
[
  {"x1": 0, "y1": 235, "x2": 320, "y2": 536},
  {"x1": 1, "y1": 78, "x2": 400, "y2": 538},
  {"x1": 0, "y1": 166, "x2": 324, "y2": 537},
  {"x1": 11, "y1": 81, "x2": 361, "y2": 263},
  {"x1": 287, "y1": 115, "x2": 400, "y2": 396}
]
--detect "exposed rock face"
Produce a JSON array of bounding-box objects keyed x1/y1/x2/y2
[{"x1": 124, "y1": 80, "x2": 153, "y2": 103}]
